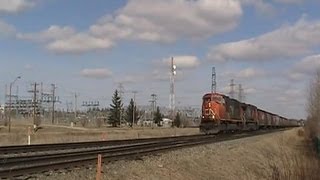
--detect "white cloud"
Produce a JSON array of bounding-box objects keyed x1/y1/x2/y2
[
  {"x1": 80, "y1": 68, "x2": 113, "y2": 79},
  {"x1": 287, "y1": 54, "x2": 320, "y2": 80},
  {"x1": 0, "y1": 0, "x2": 35, "y2": 13},
  {"x1": 17, "y1": 25, "x2": 75, "y2": 42},
  {"x1": 222, "y1": 67, "x2": 266, "y2": 80},
  {"x1": 152, "y1": 70, "x2": 170, "y2": 81},
  {"x1": 17, "y1": 0, "x2": 242, "y2": 54},
  {"x1": 241, "y1": 0, "x2": 275, "y2": 16},
  {"x1": 17, "y1": 25, "x2": 114, "y2": 54},
  {"x1": 90, "y1": 0, "x2": 242, "y2": 43},
  {"x1": 24, "y1": 64, "x2": 33, "y2": 70},
  {"x1": 292, "y1": 54, "x2": 320, "y2": 74},
  {"x1": 245, "y1": 87, "x2": 258, "y2": 94},
  {"x1": 238, "y1": 67, "x2": 266, "y2": 79},
  {"x1": 207, "y1": 17, "x2": 320, "y2": 62},
  {"x1": 161, "y1": 56, "x2": 200, "y2": 69},
  {"x1": 273, "y1": 0, "x2": 305, "y2": 4},
  {"x1": 0, "y1": 19, "x2": 15, "y2": 37},
  {"x1": 151, "y1": 55, "x2": 200, "y2": 82},
  {"x1": 114, "y1": 74, "x2": 144, "y2": 84},
  {"x1": 46, "y1": 33, "x2": 113, "y2": 54}
]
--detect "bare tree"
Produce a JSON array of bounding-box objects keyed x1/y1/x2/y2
[{"x1": 306, "y1": 70, "x2": 320, "y2": 139}]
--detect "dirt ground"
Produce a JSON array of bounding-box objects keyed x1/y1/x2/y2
[
  {"x1": 0, "y1": 120, "x2": 199, "y2": 146},
  {"x1": 31, "y1": 128, "x2": 318, "y2": 180}
]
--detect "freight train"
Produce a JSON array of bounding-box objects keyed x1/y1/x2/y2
[{"x1": 200, "y1": 93, "x2": 299, "y2": 134}]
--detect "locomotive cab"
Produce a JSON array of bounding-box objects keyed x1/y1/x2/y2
[
  {"x1": 202, "y1": 93, "x2": 225, "y2": 121},
  {"x1": 200, "y1": 93, "x2": 227, "y2": 134}
]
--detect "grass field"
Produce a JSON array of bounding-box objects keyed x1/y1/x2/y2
[{"x1": 0, "y1": 120, "x2": 199, "y2": 146}]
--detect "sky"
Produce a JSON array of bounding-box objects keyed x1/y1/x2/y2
[{"x1": 1, "y1": 0, "x2": 320, "y2": 119}]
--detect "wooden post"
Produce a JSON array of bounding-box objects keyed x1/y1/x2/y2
[
  {"x1": 28, "y1": 126, "x2": 31, "y2": 145},
  {"x1": 101, "y1": 132, "x2": 107, "y2": 141},
  {"x1": 96, "y1": 154, "x2": 102, "y2": 180}
]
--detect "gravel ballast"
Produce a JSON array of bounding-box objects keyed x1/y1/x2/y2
[{"x1": 31, "y1": 128, "x2": 306, "y2": 180}]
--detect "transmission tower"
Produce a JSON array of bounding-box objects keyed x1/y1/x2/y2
[
  {"x1": 28, "y1": 83, "x2": 40, "y2": 127},
  {"x1": 169, "y1": 57, "x2": 176, "y2": 117},
  {"x1": 229, "y1": 79, "x2": 236, "y2": 98},
  {"x1": 238, "y1": 84, "x2": 244, "y2": 102},
  {"x1": 150, "y1": 94, "x2": 157, "y2": 120},
  {"x1": 211, "y1": 67, "x2": 217, "y2": 101}
]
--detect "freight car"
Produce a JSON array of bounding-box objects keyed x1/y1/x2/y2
[{"x1": 200, "y1": 93, "x2": 298, "y2": 134}]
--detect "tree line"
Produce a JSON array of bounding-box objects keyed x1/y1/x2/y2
[{"x1": 108, "y1": 89, "x2": 182, "y2": 128}]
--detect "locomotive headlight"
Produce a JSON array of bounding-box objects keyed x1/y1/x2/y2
[{"x1": 212, "y1": 114, "x2": 215, "y2": 119}]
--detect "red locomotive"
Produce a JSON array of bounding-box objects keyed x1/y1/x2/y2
[{"x1": 200, "y1": 93, "x2": 298, "y2": 134}]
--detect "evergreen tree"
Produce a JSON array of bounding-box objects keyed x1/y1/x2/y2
[
  {"x1": 173, "y1": 112, "x2": 181, "y2": 128},
  {"x1": 153, "y1": 106, "x2": 163, "y2": 126},
  {"x1": 125, "y1": 98, "x2": 140, "y2": 127},
  {"x1": 108, "y1": 90, "x2": 123, "y2": 127}
]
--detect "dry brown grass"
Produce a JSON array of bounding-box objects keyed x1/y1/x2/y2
[
  {"x1": 245, "y1": 128, "x2": 320, "y2": 180},
  {"x1": 0, "y1": 122, "x2": 199, "y2": 146},
  {"x1": 32, "y1": 128, "x2": 318, "y2": 180}
]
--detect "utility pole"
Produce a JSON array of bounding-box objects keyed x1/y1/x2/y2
[
  {"x1": 229, "y1": 79, "x2": 236, "y2": 98},
  {"x1": 8, "y1": 76, "x2": 21, "y2": 132},
  {"x1": 74, "y1": 92, "x2": 78, "y2": 121},
  {"x1": 118, "y1": 83, "x2": 124, "y2": 127},
  {"x1": 51, "y1": 84, "x2": 57, "y2": 124},
  {"x1": 131, "y1": 91, "x2": 138, "y2": 127},
  {"x1": 32, "y1": 83, "x2": 39, "y2": 128},
  {"x1": 4, "y1": 84, "x2": 7, "y2": 124},
  {"x1": 150, "y1": 94, "x2": 157, "y2": 120}
]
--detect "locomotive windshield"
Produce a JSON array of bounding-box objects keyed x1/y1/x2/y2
[{"x1": 203, "y1": 95, "x2": 224, "y2": 104}]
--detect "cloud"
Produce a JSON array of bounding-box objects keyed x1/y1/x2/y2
[
  {"x1": 17, "y1": 0, "x2": 242, "y2": 54},
  {"x1": 238, "y1": 67, "x2": 266, "y2": 79},
  {"x1": 222, "y1": 67, "x2": 266, "y2": 80},
  {"x1": 0, "y1": 19, "x2": 15, "y2": 37},
  {"x1": 161, "y1": 56, "x2": 200, "y2": 69},
  {"x1": 0, "y1": 0, "x2": 36, "y2": 13},
  {"x1": 80, "y1": 68, "x2": 113, "y2": 79},
  {"x1": 207, "y1": 17, "x2": 320, "y2": 62},
  {"x1": 17, "y1": 25, "x2": 114, "y2": 54},
  {"x1": 287, "y1": 54, "x2": 320, "y2": 80},
  {"x1": 46, "y1": 33, "x2": 113, "y2": 54},
  {"x1": 114, "y1": 74, "x2": 144, "y2": 84},
  {"x1": 292, "y1": 54, "x2": 320, "y2": 74},
  {"x1": 90, "y1": 0, "x2": 242, "y2": 43},
  {"x1": 273, "y1": 0, "x2": 305, "y2": 4},
  {"x1": 24, "y1": 64, "x2": 33, "y2": 70},
  {"x1": 241, "y1": 0, "x2": 275, "y2": 16},
  {"x1": 151, "y1": 55, "x2": 200, "y2": 82},
  {"x1": 17, "y1": 25, "x2": 75, "y2": 42}
]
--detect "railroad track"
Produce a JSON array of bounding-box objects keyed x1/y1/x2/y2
[
  {"x1": 0, "y1": 134, "x2": 206, "y2": 155},
  {"x1": 0, "y1": 129, "x2": 285, "y2": 179}
]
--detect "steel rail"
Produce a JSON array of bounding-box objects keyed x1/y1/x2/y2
[{"x1": 0, "y1": 134, "x2": 207, "y2": 155}]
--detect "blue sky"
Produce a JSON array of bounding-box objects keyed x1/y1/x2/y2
[{"x1": 1, "y1": 0, "x2": 320, "y2": 119}]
